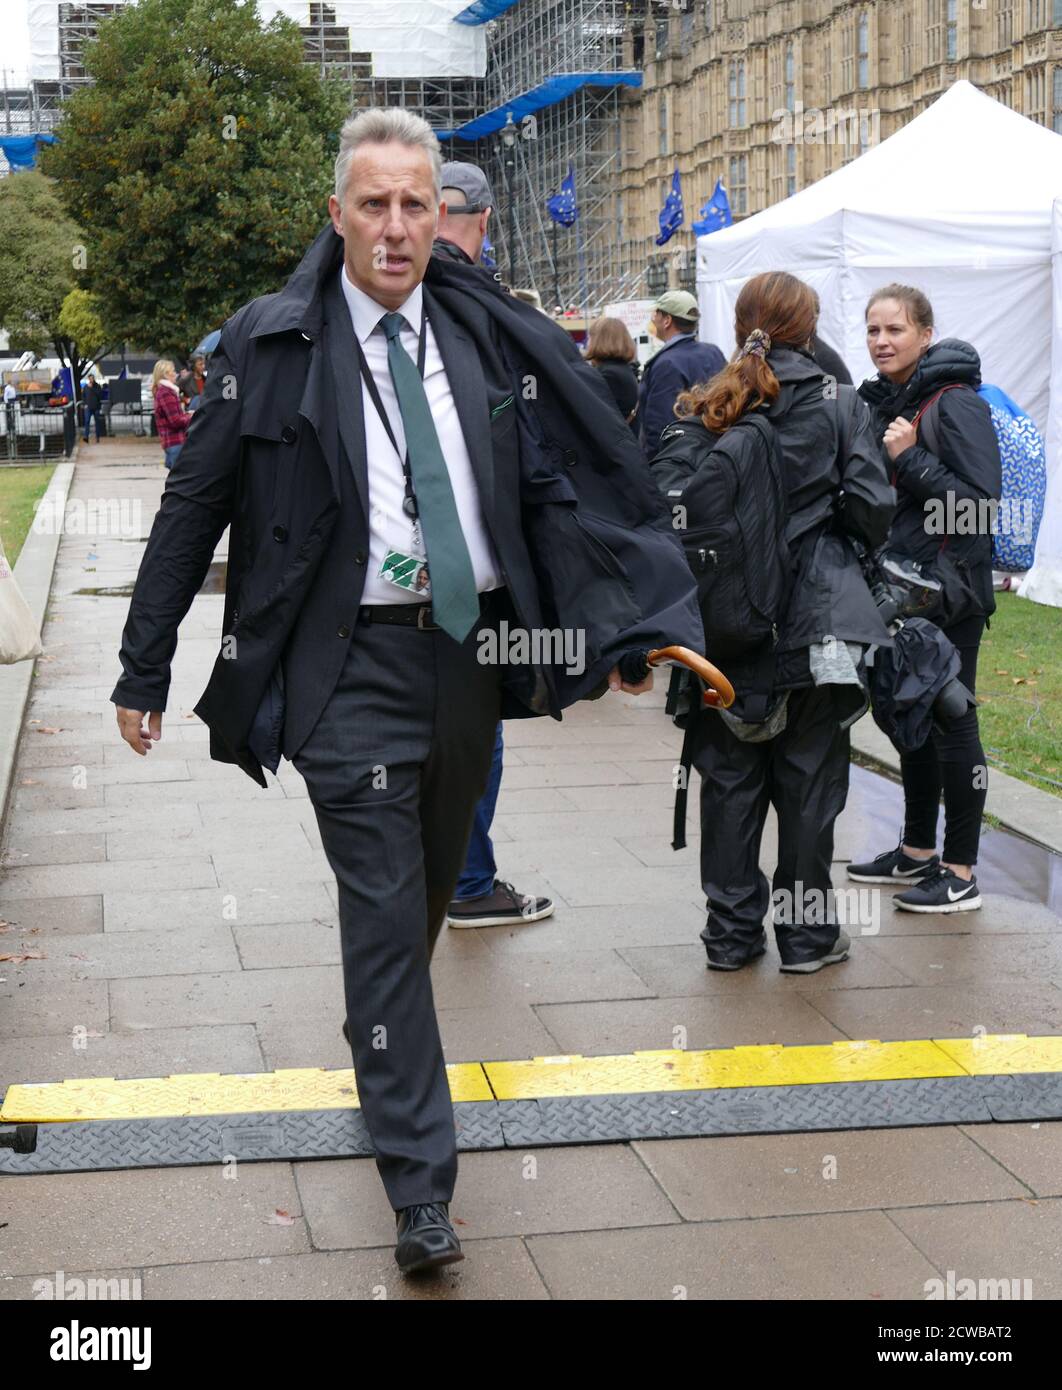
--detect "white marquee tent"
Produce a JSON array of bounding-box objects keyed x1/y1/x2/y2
[{"x1": 696, "y1": 81, "x2": 1062, "y2": 606}]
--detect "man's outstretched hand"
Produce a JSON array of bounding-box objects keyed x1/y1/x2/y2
[
  {"x1": 607, "y1": 665, "x2": 654, "y2": 696},
  {"x1": 116, "y1": 707, "x2": 163, "y2": 755}
]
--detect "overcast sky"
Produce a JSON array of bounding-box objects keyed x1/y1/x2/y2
[{"x1": 1, "y1": 0, "x2": 33, "y2": 87}]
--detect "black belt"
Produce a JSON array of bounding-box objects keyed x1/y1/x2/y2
[{"x1": 358, "y1": 588, "x2": 506, "y2": 631}]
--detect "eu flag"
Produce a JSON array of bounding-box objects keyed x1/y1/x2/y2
[
  {"x1": 481, "y1": 229, "x2": 496, "y2": 269},
  {"x1": 654, "y1": 168, "x2": 684, "y2": 246},
  {"x1": 691, "y1": 179, "x2": 733, "y2": 236},
  {"x1": 547, "y1": 165, "x2": 578, "y2": 227}
]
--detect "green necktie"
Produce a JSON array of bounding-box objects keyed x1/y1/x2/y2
[{"x1": 380, "y1": 312, "x2": 480, "y2": 643}]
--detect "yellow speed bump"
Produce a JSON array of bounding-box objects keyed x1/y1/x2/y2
[
  {"x1": 0, "y1": 1063, "x2": 492, "y2": 1123},
  {"x1": 935, "y1": 1034, "x2": 1062, "y2": 1075},
  {"x1": 484, "y1": 1039, "x2": 968, "y2": 1100}
]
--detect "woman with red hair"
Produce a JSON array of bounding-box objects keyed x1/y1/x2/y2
[{"x1": 653, "y1": 271, "x2": 894, "y2": 973}]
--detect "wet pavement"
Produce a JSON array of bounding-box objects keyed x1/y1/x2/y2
[{"x1": 1, "y1": 436, "x2": 1060, "y2": 1301}]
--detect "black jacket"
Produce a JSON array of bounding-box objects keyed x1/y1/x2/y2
[
  {"x1": 112, "y1": 223, "x2": 702, "y2": 785},
  {"x1": 810, "y1": 335, "x2": 852, "y2": 387},
  {"x1": 431, "y1": 234, "x2": 506, "y2": 292},
  {"x1": 858, "y1": 339, "x2": 1002, "y2": 620},
  {"x1": 592, "y1": 358, "x2": 639, "y2": 423},
  {"x1": 652, "y1": 346, "x2": 895, "y2": 709},
  {"x1": 638, "y1": 333, "x2": 726, "y2": 455}
]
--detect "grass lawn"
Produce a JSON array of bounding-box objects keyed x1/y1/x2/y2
[
  {"x1": 977, "y1": 591, "x2": 1062, "y2": 798},
  {"x1": 0, "y1": 466, "x2": 56, "y2": 565}
]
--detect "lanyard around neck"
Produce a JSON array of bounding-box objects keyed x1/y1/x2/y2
[{"x1": 355, "y1": 313, "x2": 429, "y2": 473}]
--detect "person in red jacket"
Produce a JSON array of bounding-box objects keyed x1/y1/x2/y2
[{"x1": 152, "y1": 359, "x2": 192, "y2": 469}]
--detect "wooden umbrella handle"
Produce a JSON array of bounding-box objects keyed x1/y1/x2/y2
[{"x1": 646, "y1": 646, "x2": 736, "y2": 709}]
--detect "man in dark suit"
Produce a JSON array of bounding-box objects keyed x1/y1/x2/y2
[
  {"x1": 111, "y1": 108, "x2": 662, "y2": 1275},
  {"x1": 636, "y1": 290, "x2": 726, "y2": 456}
]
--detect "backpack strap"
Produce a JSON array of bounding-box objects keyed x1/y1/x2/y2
[
  {"x1": 672, "y1": 716, "x2": 697, "y2": 852},
  {"x1": 911, "y1": 383, "x2": 969, "y2": 455}
]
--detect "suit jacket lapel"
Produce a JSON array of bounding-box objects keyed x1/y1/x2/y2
[
  {"x1": 322, "y1": 272, "x2": 370, "y2": 520},
  {"x1": 423, "y1": 286, "x2": 494, "y2": 526}
]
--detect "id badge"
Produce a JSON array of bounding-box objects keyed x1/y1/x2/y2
[{"x1": 379, "y1": 549, "x2": 432, "y2": 598}]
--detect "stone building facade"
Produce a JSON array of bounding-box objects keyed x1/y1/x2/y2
[{"x1": 621, "y1": 0, "x2": 1062, "y2": 296}]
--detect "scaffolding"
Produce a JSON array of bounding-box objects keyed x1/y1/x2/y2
[
  {"x1": 443, "y1": 0, "x2": 647, "y2": 312},
  {"x1": 57, "y1": 3, "x2": 126, "y2": 82},
  {"x1": 18, "y1": 0, "x2": 651, "y2": 310}
]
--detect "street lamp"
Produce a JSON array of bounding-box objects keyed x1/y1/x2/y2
[{"x1": 500, "y1": 112, "x2": 517, "y2": 286}]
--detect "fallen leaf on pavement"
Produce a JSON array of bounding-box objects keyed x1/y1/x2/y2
[{"x1": 0, "y1": 952, "x2": 46, "y2": 963}]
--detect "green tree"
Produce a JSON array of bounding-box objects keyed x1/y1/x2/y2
[
  {"x1": 57, "y1": 288, "x2": 114, "y2": 387},
  {"x1": 0, "y1": 170, "x2": 98, "y2": 391},
  {"x1": 42, "y1": 0, "x2": 349, "y2": 357}
]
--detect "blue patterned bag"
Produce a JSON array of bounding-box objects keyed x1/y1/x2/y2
[
  {"x1": 917, "y1": 383, "x2": 1046, "y2": 573},
  {"x1": 977, "y1": 384, "x2": 1046, "y2": 573}
]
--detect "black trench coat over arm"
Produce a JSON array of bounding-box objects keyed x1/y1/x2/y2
[{"x1": 111, "y1": 310, "x2": 249, "y2": 715}]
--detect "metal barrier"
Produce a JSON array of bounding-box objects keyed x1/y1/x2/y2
[{"x1": 0, "y1": 403, "x2": 77, "y2": 462}]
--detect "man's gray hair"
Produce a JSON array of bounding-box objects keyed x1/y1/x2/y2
[{"x1": 334, "y1": 108, "x2": 443, "y2": 203}]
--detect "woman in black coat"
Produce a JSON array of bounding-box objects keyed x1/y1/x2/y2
[
  {"x1": 651, "y1": 270, "x2": 894, "y2": 974},
  {"x1": 584, "y1": 316, "x2": 640, "y2": 428},
  {"x1": 852, "y1": 284, "x2": 1001, "y2": 914}
]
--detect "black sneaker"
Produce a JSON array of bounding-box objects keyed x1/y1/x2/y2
[
  {"x1": 894, "y1": 866, "x2": 981, "y2": 913},
  {"x1": 447, "y1": 879, "x2": 554, "y2": 928},
  {"x1": 705, "y1": 934, "x2": 767, "y2": 972},
  {"x1": 847, "y1": 843, "x2": 940, "y2": 884}
]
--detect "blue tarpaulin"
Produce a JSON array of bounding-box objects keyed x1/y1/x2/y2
[
  {"x1": 439, "y1": 72, "x2": 642, "y2": 141},
  {"x1": 453, "y1": 0, "x2": 522, "y2": 23},
  {"x1": 0, "y1": 133, "x2": 57, "y2": 172}
]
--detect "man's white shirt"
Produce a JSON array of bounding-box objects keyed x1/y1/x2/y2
[{"x1": 338, "y1": 265, "x2": 499, "y2": 605}]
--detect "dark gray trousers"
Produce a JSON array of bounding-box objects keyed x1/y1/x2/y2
[
  {"x1": 292, "y1": 608, "x2": 502, "y2": 1209},
  {"x1": 692, "y1": 685, "x2": 851, "y2": 966}
]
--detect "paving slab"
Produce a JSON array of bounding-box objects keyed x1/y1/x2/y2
[
  {"x1": 618, "y1": 940, "x2": 914, "y2": 995},
  {"x1": 294, "y1": 1145, "x2": 679, "y2": 1250},
  {"x1": 888, "y1": 1198, "x2": 1062, "y2": 1299},
  {"x1": 807, "y1": 983, "x2": 1062, "y2": 1040},
  {"x1": 956, "y1": 1121, "x2": 1062, "y2": 1198},
  {"x1": 532, "y1": 994, "x2": 849, "y2": 1055},
  {"x1": 525, "y1": 1210, "x2": 941, "y2": 1300},
  {"x1": 631, "y1": 1127, "x2": 1030, "y2": 1221},
  {"x1": 0, "y1": 1164, "x2": 308, "y2": 1276},
  {"x1": 0, "y1": 978, "x2": 109, "y2": 1039},
  {"x1": 0, "y1": 895, "x2": 103, "y2": 935},
  {"x1": 109, "y1": 965, "x2": 343, "y2": 1030},
  {"x1": 0, "y1": 1025, "x2": 262, "y2": 1093},
  {"x1": 140, "y1": 1241, "x2": 551, "y2": 1300}
]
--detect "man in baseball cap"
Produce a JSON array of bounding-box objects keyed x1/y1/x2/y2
[
  {"x1": 635, "y1": 290, "x2": 726, "y2": 455},
  {"x1": 431, "y1": 160, "x2": 555, "y2": 934},
  {"x1": 434, "y1": 161, "x2": 495, "y2": 268}
]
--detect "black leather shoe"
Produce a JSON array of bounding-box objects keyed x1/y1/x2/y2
[{"x1": 395, "y1": 1202, "x2": 464, "y2": 1274}]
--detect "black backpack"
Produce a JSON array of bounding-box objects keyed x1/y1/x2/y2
[
  {"x1": 652, "y1": 409, "x2": 792, "y2": 851},
  {"x1": 653, "y1": 409, "x2": 791, "y2": 662}
]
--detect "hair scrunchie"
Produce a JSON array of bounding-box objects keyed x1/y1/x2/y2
[{"x1": 739, "y1": 328, "x2": 771, "y2": 360}]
